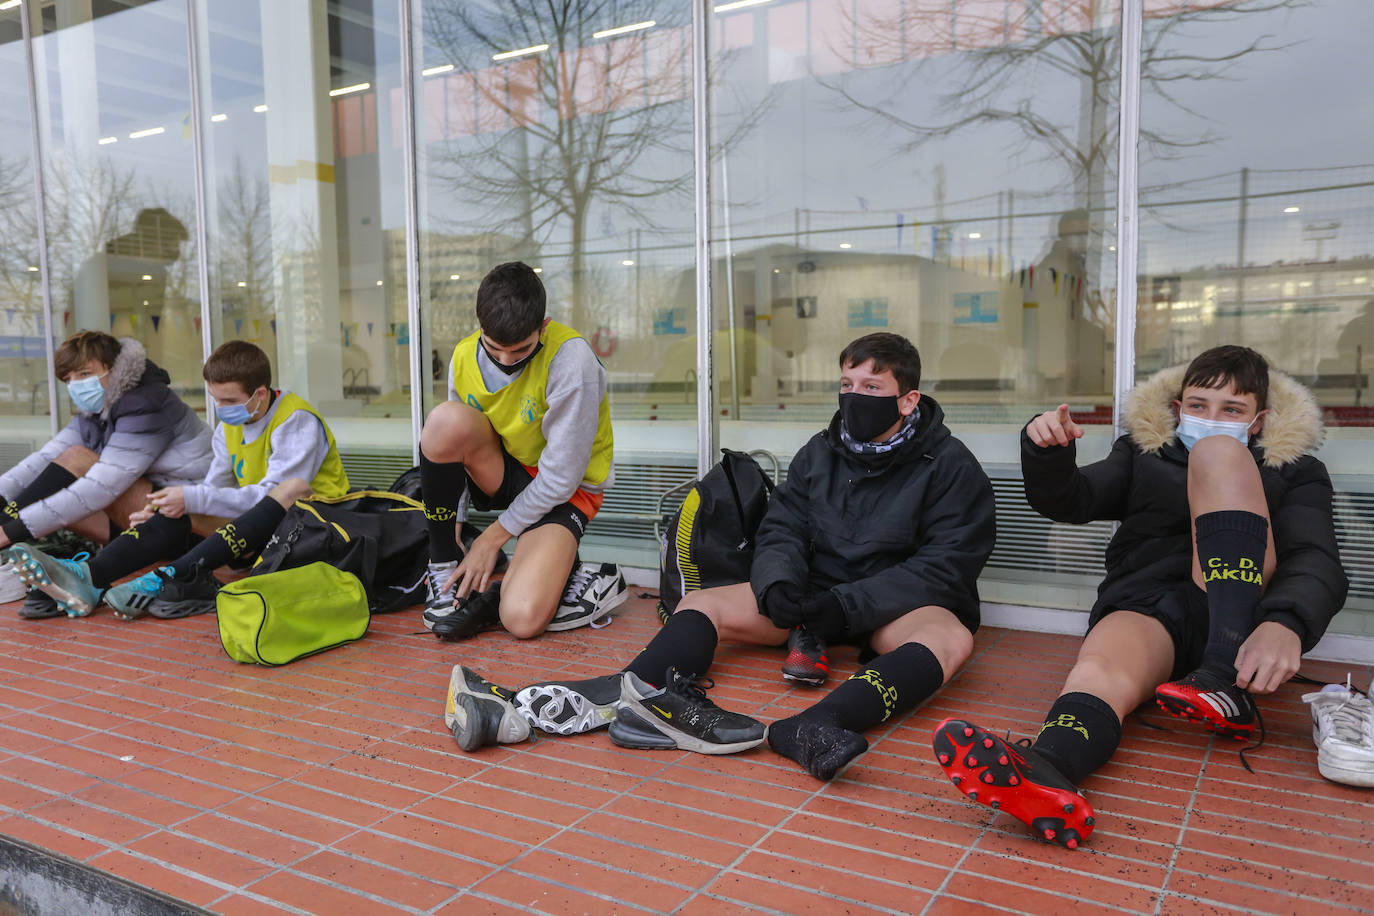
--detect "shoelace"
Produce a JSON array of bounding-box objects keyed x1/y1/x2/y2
[
  {"x1": 426, "y1": 563, "x2": 457, "y2": 603},
  {"x1": 1238, "y1": 702, "x2": 1265, "y2": 775},
  {"x1": 1321, "y1": 694, "x2": 1372, "y2": 746},
  {"x1": 666, "y1": 670, "x2": 719, "y2": 708},
  {"x1": 561, "y1": 564, "x2": 596, "y2": 603}
]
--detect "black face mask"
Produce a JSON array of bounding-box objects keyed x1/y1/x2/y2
[
  {"x1": 839, "y1": 392, "x2": 902, "y2": 442},
  {"x1": 483, "y1": 341, "x2": 543, "y2": 376}
]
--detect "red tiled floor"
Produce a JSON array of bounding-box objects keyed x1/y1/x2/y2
[{"x1": 1, "y1": 591, "x2": 1372, "y2": 915}]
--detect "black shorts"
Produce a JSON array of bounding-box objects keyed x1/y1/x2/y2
[
  {"x1": 466, "y1": 447, "x2": 590, "y2": 542},
  {"x1": 1090, "y1": 584, "x2": 1209, "y2": 679}
]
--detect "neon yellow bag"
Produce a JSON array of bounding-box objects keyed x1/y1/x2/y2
[{"x1": 217, "y1": 561, "x2": 369, "y2": 666}]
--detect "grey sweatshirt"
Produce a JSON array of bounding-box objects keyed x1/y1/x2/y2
[
  {"x1": 449, "y1": 336, "x2": 612, "y2": 535},
  {"x1": 0, "y1": 338, "x2": 213, "y2": 540},
  {"x1": 181, "y1": 391, "x2": 332, "y2": 519}
]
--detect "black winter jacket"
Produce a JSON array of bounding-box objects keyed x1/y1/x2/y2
[
  {"x1": 750, "y1": 396, "x2": 996, "y2": 637},
  {"x1": 1021, "y1": 365, "x2": 1348, "y2": 651}
]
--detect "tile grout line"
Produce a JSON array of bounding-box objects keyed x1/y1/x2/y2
[{"x1": 1154, "y1": 732, "x2": 1214, "y2": 916}]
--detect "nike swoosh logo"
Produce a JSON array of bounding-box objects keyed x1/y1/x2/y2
[{"x1": 650, "y1": 704, "x2": 672, "y2": 719}]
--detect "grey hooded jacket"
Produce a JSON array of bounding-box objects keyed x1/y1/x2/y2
[{"x1": 0, "y1": 338, "x2": 213, "y2": 540}]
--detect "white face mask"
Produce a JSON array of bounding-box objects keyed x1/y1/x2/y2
[{"x1": 1176, "y1": 413, "x2": 1254, "y2": 450}]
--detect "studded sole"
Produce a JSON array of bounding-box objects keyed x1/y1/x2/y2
[
  {"x1": 932, "y1": 718, "x2": 1095, "y2": 850},
  {"x1": 9, "y1": 552, "x2": 95, "y2": 617},
  {"x1": 1154, "y1": 695, "x2": 1253, "y2": 741}
]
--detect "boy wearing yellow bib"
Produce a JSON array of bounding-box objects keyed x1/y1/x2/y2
[
  {"x1": 420, "y1": 261, "x2": 624, "y2": 640},
  {"x1": 16, "y1": 341, "x2": 349, "y2": 620}
]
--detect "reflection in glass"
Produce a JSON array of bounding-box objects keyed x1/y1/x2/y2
[
  {"x1": 32, "y1": 0, "x2": 203, "y2": 415},
  {"x1": 0, "y1": 7, "x2": 44, "y2": 424},
  {"x1": 197, "y1": 0, "x2": 412, "y2": 472}
]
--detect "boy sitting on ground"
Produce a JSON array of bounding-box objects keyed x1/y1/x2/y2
[
  {"x1": 933, "y1": 345, "x2": 1347, "y2": 848},
  {"x1": 419, "y1": 261, "x2": 624, "y2": 641},
  {"x1": 443, "y1": 332, "x2": 997, "y2": 770},
  {"x1": 5, "y1": 340, "x2": 349, "y2": 619},
  {"x1": 0, "y1": 331, "x2": 211, "y2": 618}
]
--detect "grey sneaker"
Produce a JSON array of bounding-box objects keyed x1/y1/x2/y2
[
  {"x1": 608, "y1": 668, "x2": 767, "y2": 755},
  {"x1": 422, "y1": 559, "x2": 459, "y2": 630},
  {"x1": 3, "y1": 544, "x2": 102, "y2": 616},
  {"x1": 549, "y1": 562, "x2": 627, "y2": 631},
  {"x1": 0, "y1": 560, "x2": 26, "y2": 603},
  {"x1": 514, "y1": 673, "x2": 623, "y2": 735},
  {"x1": 445, "y1": 664, "x2": 530, "y2": 752}
]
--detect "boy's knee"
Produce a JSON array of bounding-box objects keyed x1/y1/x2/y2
[
  {"x1": 499, "y1": 594, "x2": 549, "y2": 640},
  {"x1": 54, "y1": 445, "x2": 98, "y2": 476},
  {"x1": 1187, "y1": 434, "x2": 1250, "y2": 471},
  {"x1": 269, "y1": 478, "x2": 313, "y2": 507},
  {"x1": 420, "y1": 401, "x2": 486, "y2": 461}
]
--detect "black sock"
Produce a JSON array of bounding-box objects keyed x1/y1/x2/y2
[
  {"x1": 625, "y1": 608, "x2": 718, "y2": 686},
  {"x1": 420, "y1": 451, "x2": 465, "y2": 563},
  {"x1": 802, "y1": 642, "x2": 946, "y2": 733},
  {"x1": 1195, "y1": 509, "x2": 1268, "y2": 677},
  {"x1": 1030, "y1": 692, "x2": 1122, "y2": 786},
  {"x1": 86, "y1": 513, "x2": 192, "y2": 588},
  {"x1": 169, "y1": 497, "x2": 286, "y2": 577},
  {"x1": 13, "y1": 463, "x2": 77, "y2": 508}
]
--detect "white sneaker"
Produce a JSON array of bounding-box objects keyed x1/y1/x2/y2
[
  {"x1": 1302, "y1": 681, "x2": 1374, "y2": 787},
  {"x1": 0, "y1": 562, "x2": 26, "y2": 603},
  {"x1": 549, "y1": 561, "x2": 627, "y2": 631},
  {"x1": 422, "y1": 559, "x2": 459, "y2": 631}
]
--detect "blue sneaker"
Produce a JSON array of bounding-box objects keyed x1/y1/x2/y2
[
  {"x1": 104, "y1": 567, "x2": 174, "y2": 621},
  {"x1": 2, "y1": 544, "x2": 103, "y2": 617}
]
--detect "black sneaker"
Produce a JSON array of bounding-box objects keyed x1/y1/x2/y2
[
  {"x1": 514, "y1": 673, "x2": 623, "y2": 735},
  {"x1": 145, "y1": 562, "x2": 221, "y2": 619},
  {"x1": 932, "y1": 718, "x2": 1095, "y2": 850},
  {"x1": 444, "y1": 664, "x2": 530, "y2": 752},
  {"x1": 781, "y1": 627, "x2": 829, "y2": 687},
  {"x1": 608, "y1": 667, "x2": 766, "y2": 755},
  {"x1": 432, "y1": 583, "x2": 502, "y2": 642},
  {"x1": 549, "y1": 562, "x2": 627, "y2": 631},
  {"x1": 17, "y1": 589, "x2": 63, "y2": 620},
  {"x1": 1155, "y1": 666, "x2": 1258, "y2": 740}
]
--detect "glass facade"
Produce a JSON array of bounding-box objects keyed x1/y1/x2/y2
[{"x1": 1, "y1": 0, "x2": 1370, "y2": 631}]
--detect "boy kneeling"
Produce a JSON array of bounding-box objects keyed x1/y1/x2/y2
[{"x1": 934, "y1": 345, "x2": 1347, "y2": 848}]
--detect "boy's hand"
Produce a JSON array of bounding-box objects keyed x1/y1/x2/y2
[
  {"x1": 447, "y1": 521, "x2": 511, "y2": 599},
  {"x1": 1234, "y1": 621, "x2": 1301, "y2": 694},
  {"x1": 759, "y1": 582, "x2": 805, "y2": 629},
  {"x1": 1027, "y1": 404, "x2": 1083, "y2": 448},
  {"x1": 147, "y1": 487, "x2": 186, "y2": 518},
  {"x1": 129, "y1": 505, "x2": 156, "y2": 525},
  {"x1": 799, "y1": 590, "x2": 846, "y2": 639}
]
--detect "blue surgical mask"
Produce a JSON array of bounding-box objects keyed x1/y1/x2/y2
[
  {"x1": 1176, "y1": 413, "x2": 1254, "y2": 451},
  {"x1": 66, "y1": 373, "x2": 107, "y2": 413},
  {"x1": 217, "y1": 390, "x2": 263, "y2": 427}
]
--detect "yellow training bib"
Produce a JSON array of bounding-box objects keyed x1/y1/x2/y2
[
  {"x1": 451, "y1": 321, "x2": 613, "y2": 486},
  {"x1": 222, "y1": 392, "x2": 350, "y2": 497}
]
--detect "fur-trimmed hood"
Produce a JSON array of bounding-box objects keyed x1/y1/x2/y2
[
  {"x1": 1121, "y1": 364, "x2": 1324, "y2": 468},
  {"x1": 77, "y1": 337, "x2": 165, "y2": 419}
]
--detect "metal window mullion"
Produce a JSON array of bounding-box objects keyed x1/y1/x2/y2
[
  {"x1": 20, "y1": 0, "x2": 58, "y2": 438},
  {"x1": 185, "y1": 0, "x2": 214, "y2": 371},
  {"x1": 692, "y1": 0, "x2": 715, "y2": 476},
  {"x1": 1112, "y1": 0, "x2": 1142, "y2": 438},
  {"x1": 398, "y1": 0, "x2": 425, "y2": 464}
]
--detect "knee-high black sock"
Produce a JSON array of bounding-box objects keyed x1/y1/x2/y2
[
  {"x1": 1030, "y1": 692, "x2": 1122, "y2": 786},
  {"x1": 13, "y1": 463, "x2": 77, "y2": 508},
  {"x1": 1195, "y1": 509, "x2": 1268, "y2": 677},
  {"x1": 169, "y1": 497, "x2": 286, "y2": 577},
  {"x1": 420, "y1": 451, "x2": 465, "y2": 563},
  {"x1": 800, "y1": 642, "x2": 945, "y2": 733},
  {"x1": 86, "y1": 513, "x2": 192, "y2": 588},
  {"x1": 625, "y1": 608, "x2": 718, "y2": 687}
]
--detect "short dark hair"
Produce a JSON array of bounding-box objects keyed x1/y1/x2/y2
[
  {"x1": 838, "y1": 332, "x2": 922, "y2": 393},
  {"x1": 475, "y1": 261, "x2": 546, "y2": 344},
  {"x1": 54, "y1": 331, "x2": 121, "y2": 381},
  {"x1": 203, "y1": 340, "x2": 272, "y2": 394},
  {"x1": 1181, "y1": 345, "x2": 1269, "y2": 410}
]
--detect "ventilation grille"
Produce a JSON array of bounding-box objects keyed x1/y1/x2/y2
[{"x1": 1334, "y1": 491, "x2": 1374, "y2": 605}]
